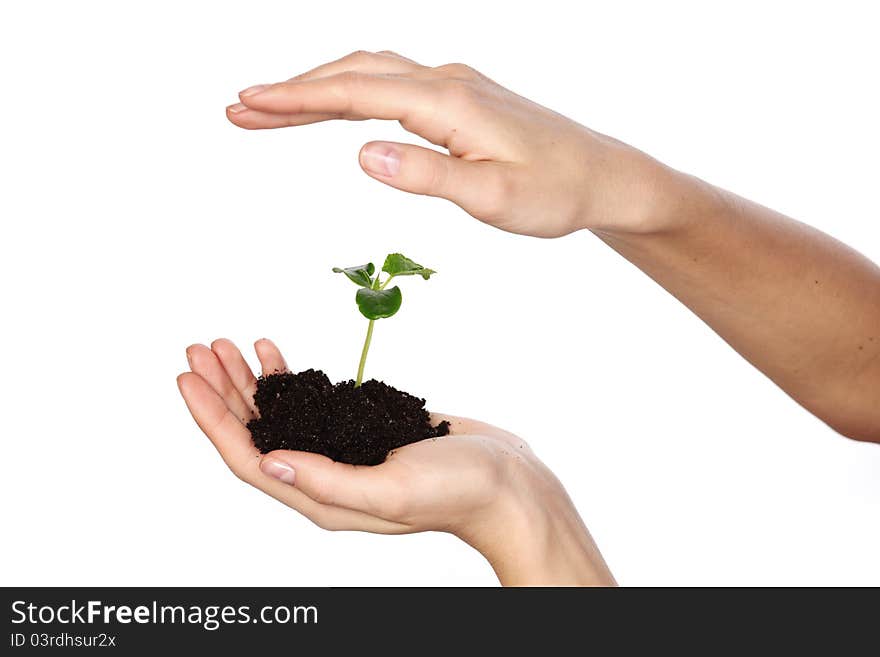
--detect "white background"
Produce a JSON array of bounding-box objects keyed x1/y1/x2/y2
[{"x1": 2, "y1": 1, "x2": 878, "y2": 586}]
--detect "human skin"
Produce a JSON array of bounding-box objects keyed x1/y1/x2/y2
[
  {"x1": 228, "y1": 50, "x2": 880, "y2": 442},
  {"x1": 183, "y1": 51, "x2": 880, "y2": 586},
  {"x1": 177, "y1": 339, "x2": 615, "y2": 586}
]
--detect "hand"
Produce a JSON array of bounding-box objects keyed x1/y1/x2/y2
[
  {"x1": 227, "y1": 51, "x2": 678, "y2": 238},
  {"x1": 177, "y1": 338, "x2": 615, "y2": 586}
]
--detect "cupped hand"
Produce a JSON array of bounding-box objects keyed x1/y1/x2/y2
[
  {"x1": 178, "y1": 337, "x2": 521, "y2": 536},
  {"x1": 227, "y1": 51, "x2": 674, "y2": 237},
  {"x1": 177, "y1": 338, "x2": 615, "y2": 585}
]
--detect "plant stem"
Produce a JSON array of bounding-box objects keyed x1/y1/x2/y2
[
  {"x1": 355, "y1": 318, "x2": 374, "y2": 387},
  {"x1": 355, "y1": 274, "x2": 385, "y2": 387}
]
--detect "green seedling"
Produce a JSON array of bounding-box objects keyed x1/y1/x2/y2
[{"x1": 334, "y1": 253, "x2": 435, "y2": 387}]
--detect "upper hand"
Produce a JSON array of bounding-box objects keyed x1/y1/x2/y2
[{"x1": 227, "y1": 51, "x2": 673, "y2": 238}]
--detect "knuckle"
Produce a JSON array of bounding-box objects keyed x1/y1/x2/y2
[
  {"x1": 334, "y1": 71, "x2": 364, "y2": 115},
  {"x1": 438, "y1": 62, "x2": 478, "y2": 79},
  {"x1": 345, "y1": 49, "x2": 373, "y2": 63},
  {"x1": 440, "y1": 78, "x2": 479, "y2": 108}
]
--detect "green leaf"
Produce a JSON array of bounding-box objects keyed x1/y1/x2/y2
[
  {"x1": 333, "y1": 263, "x2": 375, "y2": 288},
  {"x1": 382, "y1": 253, "x2": 436, "y2": 280},
  {"x1": 356, "y1": 286, "x2": 403, "y2": 320}
]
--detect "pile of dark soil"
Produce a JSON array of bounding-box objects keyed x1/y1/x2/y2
[{"x1": 247, "y1": 369, "x2": 449, "y2": 466}]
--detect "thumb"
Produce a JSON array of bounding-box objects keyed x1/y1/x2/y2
[
  {"x1": 358, "y1": 141, "x2": 507, "y2": 221},
  {"x1": 259, "y1": 450, "x2": 398, "y2": 516}
]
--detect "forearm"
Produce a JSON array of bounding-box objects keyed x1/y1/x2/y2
[
  {"x1": 487, "y1": 501, "x2": 615, "y2": 587},
  {"x1": 458, "y1": 466, "x2": 616, "y2": 586},
  {"x1": 593, "y1": 167, "x2": 880, "y2": 441}
]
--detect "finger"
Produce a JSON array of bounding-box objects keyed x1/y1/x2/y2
[
  {"x1": 178, "y1": 373, "x2": 406, "y2": 533},
  {"x1": 358, "y1": 141, "x2": 509, "y2": 222},
  {"x1": 283, "y1": 50, "x2": 423, "y2": 83},
  {"x1": 227, "y1": 103, "x2": 339, "y2": 130},
  {"x1": 259, "y1": 450, "x2": 404, "y2": 520},
  {"x1": 210, "y1": 339, "x2": 258, "y2": 416},
  {"x1": 228, "y1": 50, "x2": 425, "y2": 127},
  {"x1": 254, "y1": 338, "x2": 288, "y2": 375},
  {"x1": 186, "y1": 344, "x2": 252, "y2": 423},
  {"x1": 227, "y1": 59, "x2": 425, "y2": 128},
  {"x1": 177, "y1": 371, "x2": 258, "y2": 469},
  {"x1": 234, "y1": 52, "x2": 421, "y2": 108},
  {"x1": 237, "y1": 72, "x2": 433, "y2": 123}
]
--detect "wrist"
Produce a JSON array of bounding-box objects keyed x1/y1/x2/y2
[
  {"x1": 577, "y1": 135, "x2": 724, "y2": 238},
  {"x1": 455, "y1": 459, "x2": 616, "y2": 586}
]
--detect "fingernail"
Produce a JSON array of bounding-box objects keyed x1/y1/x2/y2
[
  {"x1": 185, "y1": 344, "x2": 200, "y2": 366},
  {"x1": 361, "y1": 143, "x2": 401, "y2": 177},
  {"x1": 227, "y1": 103, "x2": 248, "y2": 114},
  {"x1": 239, "y1": 84, "x2": 270, "y2": 98},
  {"x1": 261, "y1": 459, "x2": 295, "y2": 485}
]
